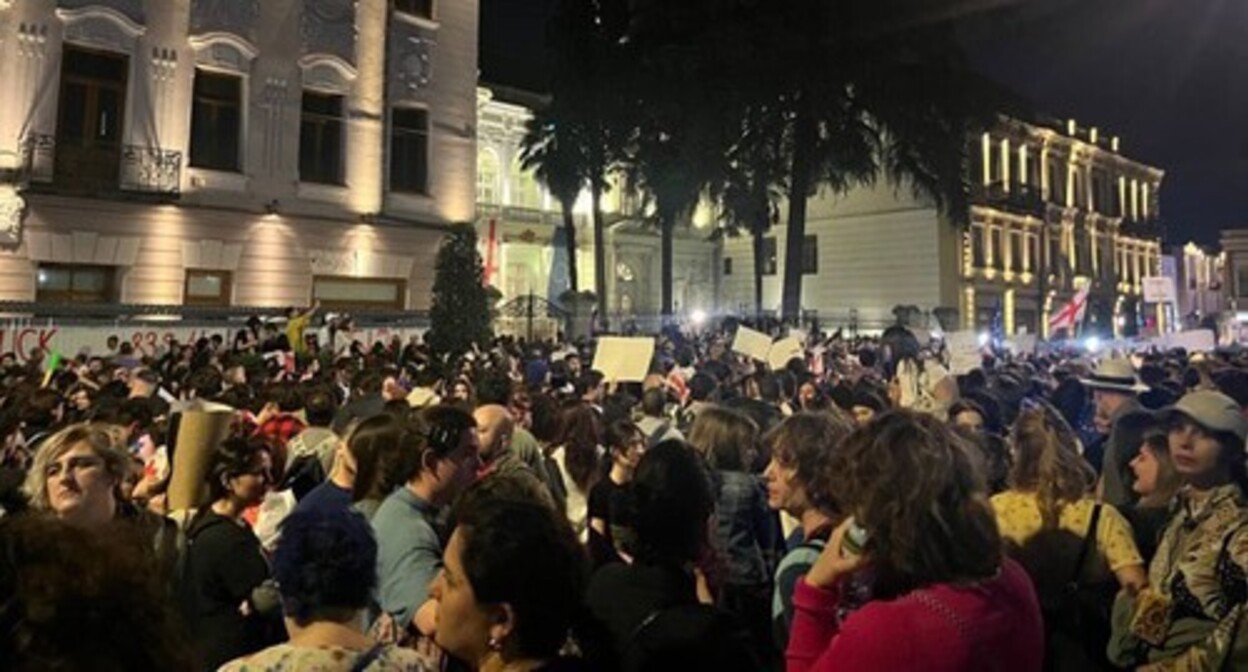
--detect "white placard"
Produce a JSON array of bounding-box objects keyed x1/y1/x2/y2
[
  {"x1": 767, "y1": 337, "x2": 805, "y2": 371},
  {"x1": 1150, "y1": 329, "x2": 1216, "y2": 353},
  {"x1": 590, "y1": 337, "x2": 655, "y2": 382},
  {"x1": 732, "y1": 326, "x2": 773, "y2": 362},
  {"x1": 1142, "y1": 277, "x2": 1177, "y2": 304},
  {"x1": 946, "y1": 331, "x2": 982, "y2": 374}
]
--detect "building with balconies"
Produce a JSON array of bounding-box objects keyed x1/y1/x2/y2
[
  {"x1": 0, "y1": 0, "x2": 476, "y2": 312},
  {"x1": 1163, "y1": 242, "x2": 1225, "y2": 330},
  {"x1": 720, "y1": 115, "x2": 1165, "y2": 337}
]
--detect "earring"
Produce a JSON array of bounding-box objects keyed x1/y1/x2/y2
[{"x1": 488, "y1": 636, "x2": 502, "y2": 651}]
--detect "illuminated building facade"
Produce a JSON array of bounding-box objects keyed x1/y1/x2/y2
[
  {"x1": 720, "y1": 116, "x2": 1165, "y2": 337},
  {"x1": 475, "y1": 85, "x2": 720, "y2": 325},
  {"x1": 0, "y1": 0, "x2": 477, "y2": 311}
]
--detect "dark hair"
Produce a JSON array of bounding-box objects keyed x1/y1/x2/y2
[
  {"x1": 766, "y1": 411, "x2": 854, "y2": 517},
  {"x1": 345, "y1": 414, "x2": 414, "y2": 500},
  {"x1": 759, "y1": 374, "x2": 783, "y2": 403},
  {"x1": 605, "y1": 419, "x2": 642, "y2": 456},
  {"x1": 205, "y1": 435, "x2": 271, "y2": 504},
  {"x1": 452, "y1": 482, "x2": 586, "y2": 659},
  {"x1": 265, "y1": 383, "x2": 303, "y2": 413},
  {"x1": 185, "y1": 366, "x2": 224, "y2": 400},
  {"x1": 826, "y1": 410, "x2": 1001, "y2": 597},
  {"x1": 529, "y1": 394, "x2": 563, "y2": 444},
  {"x1": 687, "y1": 373, "x2": 717, "y2": 403},
  {"x1": 303, "y1": 386, "x2": 336, "y2": 427},
  {"x1": 0, "y1": 516, "x2": 193, "y2": 670},
  {"x1": 575, "y1": 371, "x2": 605, "y2": 398},
  {"x1": 20, "y1": 389, "x2": 62, "y2": 429},
  {"x1": 273, "y1": 509, "x2": 378, "y2": 625},
  {"x1": 476, "y1": 372, "x2": 513, "y2": 406},
  {"x1": 641, "y1": 388, "x2": 667, "y2": 417},
  {"x1": 627, "y1": 439, "x2": 714, "y2": 564},
  {"x1": 556, "y1": 404, "x2": 604, "y2": 493},
  {"x1": 410, "y1": 404, "x2": 476, "y2": 476}
]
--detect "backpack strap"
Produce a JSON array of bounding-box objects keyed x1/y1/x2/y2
[
  {"x1": 349, "y1": 643, "x2": 386, "y2": 672},
  {"x1": 1069, "y1": 503, "x2": 1102, "y2": 589},
  {"x1": 647, "y1": 421, "x2": 671, "y2": 448}
]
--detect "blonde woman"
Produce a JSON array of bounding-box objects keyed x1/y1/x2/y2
[
  {"x1": 23, "y1": 423, "x2": 131, "y2": 529},
  {"x1": 991, "y1": 400, "x2": 1147, "y2": 669},
  {"x1": 23, "y1": 422, "x2": 179, "y2": 578}
]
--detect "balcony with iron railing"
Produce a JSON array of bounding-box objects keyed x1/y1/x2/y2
[
  {"x1": 972, "y1": 181, "x2": 1047, "y2": 218},
  {"x1": 15, "y1": 134, "x2": 182, "y2": 200}
]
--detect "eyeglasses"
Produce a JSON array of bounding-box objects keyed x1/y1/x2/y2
[{"x1": 45, "y1": 455, "x2": 104, "y2": 479}]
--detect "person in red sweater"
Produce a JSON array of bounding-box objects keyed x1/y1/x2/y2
[{"x1": 786, "y1": 410, "x2": 1045, "y2": 672}]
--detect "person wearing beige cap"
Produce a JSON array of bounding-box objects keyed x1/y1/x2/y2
[
  {"x1": 1109, "y1": 389, "x2": 1248, "y2": 671},
  {"x1": 1081, "y1": 358, "x2": 1152, "y2": 509}
]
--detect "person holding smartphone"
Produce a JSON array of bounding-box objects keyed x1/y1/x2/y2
[{"x1": 787, "y1": 410, "x2": 1044, "y2": 672}]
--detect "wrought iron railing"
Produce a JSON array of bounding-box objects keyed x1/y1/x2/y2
[
  {"x1": 973, "y1": 181, "x2": 1046, "y2": 218},
  {"x1": 18, "y1": 133, "x2": 181, "y2": 198}
]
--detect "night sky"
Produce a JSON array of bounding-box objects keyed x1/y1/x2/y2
[{"x1": 479, "y1": 0, "x2": 1248, "y2": 247}]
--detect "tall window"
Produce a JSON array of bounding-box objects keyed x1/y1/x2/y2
[
  {"x1": 299, "y1": 91, "x2": 345, "y2": 184},
  {"x1": 723, "y1": 257, "x2": 733, "y2": 276},
  {"x1": 476, "y1": 149, "x2": 500, "y2": 205},
  {"x1": 390, "y1": 108, "x2": 429, "y2": 194},
  {"x1": 395, "y1": 0, "x2": 434, "y2": 19},
  {"x1": 1009, "y1": 233, "x2": 1023, "y2": 272},
  {"x1": 971, "y1": 225, "x2": 986, "y2": 268},
  {"x1": 56, "y1": 47, "x2": 128, "y2": 189},
  {"x1": 802, "y1": 235, "x2": 818, "y2": 274},
  {"x1": 36, "y1": 264, "x2": 115, "y2": 303},
  {"x1": 190, "y1": 70, "x2": 242, "y2": 171},
  {"x1": 761, "y1": 237, "x2": 777, "y2": 276}
]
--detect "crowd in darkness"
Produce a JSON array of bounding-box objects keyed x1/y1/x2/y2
[{"x1": 3, "y1": 310, "x2": 1248, "y2": 671}]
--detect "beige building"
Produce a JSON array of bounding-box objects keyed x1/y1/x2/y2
[
  {"x1": 721, "y1": 116, "x2": 1165, "y2": 337},
  {"x1": 0, "y1": 0, "x2": 477, "y2": 311}
]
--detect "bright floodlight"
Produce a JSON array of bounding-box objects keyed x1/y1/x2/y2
[
  {"x1": 977, "y1": 332, "x2": 990, "y2": 347},
  {"x1": 690, "y1": 309, "x2": 707, "y2": 326},
  {"x1": 1085, "y1": 336, "x2": 1102, "y2": 353}
]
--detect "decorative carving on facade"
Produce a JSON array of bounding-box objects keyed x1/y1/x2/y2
[
  {"x1": 189, "y1": 0, "x2": 259, "y2": 44},
  {"x1": 150, "y1": 47, "x2": 177, "y2": 82},
  {"x1": 393, "y1": 33, "x2": 433, "y2": 96},
  {"x1": 302, "y1": 0, "x2": 356, "y2": 66},
  {"x1": 17, "y1": 23, "x2": 49, "y2": 59},
  {"x1": 0, "y1": 187, "x2": 26, "y2": 247},
  {"x1": 259, "y1": 78, "x2": 289, "y2": 173},
  {"x1": 57, "y1": 6, "x2": 145, "y2": 53},
  {"x1": 57, "y1": 0, "x2": 144, "y2": 25},
  {"x1": 298, "y1": 55, "x2": 356, "y2": 94},
  {"x1": 189, "y1": 33, "x2": 258, "y2": 73}
]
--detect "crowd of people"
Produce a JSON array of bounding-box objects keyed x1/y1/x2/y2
[{"x1": 3, "y1": 311, "x2": 1248, "y2": 671}]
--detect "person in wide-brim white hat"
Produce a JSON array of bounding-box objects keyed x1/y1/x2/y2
[{"x1": 1079, "y1": 358, "x2": 1149, "y2": 394}]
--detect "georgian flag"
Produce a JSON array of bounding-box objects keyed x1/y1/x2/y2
[{"x1": 1049, "y1": 286, "x2": 1090, "y2": 335}]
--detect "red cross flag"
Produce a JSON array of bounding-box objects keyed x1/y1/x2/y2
[{"x1": 1048, "y1": 286, "x2": 1090, "y2": 335}]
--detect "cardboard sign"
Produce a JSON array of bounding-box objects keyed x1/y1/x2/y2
[
  {"x1": 1150, "y1": 329, "x2": 1216, "y2": 353},
  {"x1": 166, "y1": 403, "x2": 237, "y2": 511},
  {"x1": 591, "y1": 337, "x2": 655, "y2": 383},
  {"x1": 767, "y1": 337, "x2": 805, "y2": 371},
  {"x1": 732, "y1": 326, "x2": 773, "y2": 362},
  {"x1": 1142, "y1": 277, "x2": 1177, "y2": 304},
  {"x1": 946, "y1": 331, "x2": 983, "y2": 375},
  {"x1": 1009, "y1": 334, "x2": 1038, "y2": 355}
]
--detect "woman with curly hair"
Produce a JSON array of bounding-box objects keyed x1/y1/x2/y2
[
  {"x1": 221, "y1": 508, "x2": 429, "y2": 671},
  {"x1": 992, "y1": 400, "x2": 1147, "y2": 669},
  {"x1": 762, "y1": 410, "x2": 855, "y2": 651},
  {"x1": 788, "y1": 410, "x2": 1043, "y2": 671}
]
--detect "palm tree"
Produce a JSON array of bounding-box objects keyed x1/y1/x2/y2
[
  {"x1": 520, "y1": 110, "x2": 584, "y2": 296},
  {"x1": 717, "y1": 101, "x2": 789, "y2": 319}
]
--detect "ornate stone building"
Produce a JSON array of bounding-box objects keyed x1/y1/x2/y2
[
  {"x1": 0, "y1": 0, "x2": 476, "y2": 310},
  {"x1": 720, "y1": 115, "x2": 1165, "y2": 338},
  {"x1": 475, "y1": 85, "x2": 719, "y2": 325}
]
